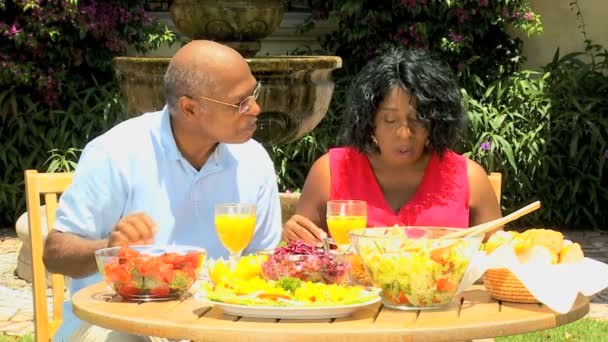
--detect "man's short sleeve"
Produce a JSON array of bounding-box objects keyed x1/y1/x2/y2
[{"x1": 54, "y1": 142, "x2": 127, "y2": 239}]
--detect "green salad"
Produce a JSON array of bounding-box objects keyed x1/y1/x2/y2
[{"x1": 358, "y1": 239, "x2": 476, "y2": 308}]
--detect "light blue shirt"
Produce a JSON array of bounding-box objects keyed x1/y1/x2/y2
[{"x1": 54, "y1": 106, "x2": 282, "y2": 297}]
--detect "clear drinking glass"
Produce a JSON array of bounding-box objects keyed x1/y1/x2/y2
[
  {"x1": 214, "y1": 203, "x2": 256, "y2": 260},
  {"x1": 326, "y1": 200, "x2": 367, "y2": 251}
]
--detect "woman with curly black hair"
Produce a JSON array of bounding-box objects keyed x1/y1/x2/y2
[{"x1": 283, "y1": 48, "x2": 501, "y2": 245}]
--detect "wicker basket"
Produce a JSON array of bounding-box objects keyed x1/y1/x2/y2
[{"x1": 483, "y1": 268, "x2": 539, "y2": 303}]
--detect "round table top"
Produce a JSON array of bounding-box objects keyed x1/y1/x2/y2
[{"x1": 73, "y1": 282, "x2": 589, "y2": 342}]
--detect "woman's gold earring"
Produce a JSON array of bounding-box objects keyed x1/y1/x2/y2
[{"x1": 371, "y1": 135, "x2": 378, "y2": 145}]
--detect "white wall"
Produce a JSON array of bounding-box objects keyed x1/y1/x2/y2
[{"x1": 515, "y1": 0, "x2": 608, "y2": 69}]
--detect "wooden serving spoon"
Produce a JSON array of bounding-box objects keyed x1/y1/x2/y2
[{"x1": 442, "y1": 201, "x2": 541, "y2": 239}]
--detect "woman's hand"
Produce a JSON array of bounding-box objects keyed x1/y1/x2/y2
[{"x1": 282, "y1": 214, "x2": 328, "y2": 246}]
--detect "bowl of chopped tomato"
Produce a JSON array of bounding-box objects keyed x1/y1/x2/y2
[{"x1": 95, "y1": 245, "x2": 206, "y2": 301}]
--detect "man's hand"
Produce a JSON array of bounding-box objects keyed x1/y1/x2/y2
[
  {"x1": 282, "y1": 214, "x2": 327, "y2": 246},
  {"x1": 108, "y1": 213, "x2": 158, "y2": 247}
]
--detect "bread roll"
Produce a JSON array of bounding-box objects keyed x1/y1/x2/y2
[
  {"x1": 514, "y1": 229, "x2": 564, "y2": 255},
  {"x1": 517, "y1": 245, "x2": 559, "y2": 265},
  {"x1": 558, "y1": 243, "x2": 584, "y2": 264}
]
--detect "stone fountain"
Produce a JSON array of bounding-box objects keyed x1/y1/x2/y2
[{"x1": 113, "y1": 0, "x2": 342, "y2": 146}]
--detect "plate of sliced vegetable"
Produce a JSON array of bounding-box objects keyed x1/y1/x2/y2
[
  {"x1": 195, "y1": 276, "x2": 381, "y2": 319},
  {"x1": 196, "y1": 295, "x2": 381, "y2": 319}
]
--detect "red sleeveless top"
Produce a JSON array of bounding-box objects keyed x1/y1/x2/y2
[{"x1": 329, "y1": 147, "x2": 470, "y2": 228}]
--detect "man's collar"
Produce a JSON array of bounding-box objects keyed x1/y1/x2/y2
[
  {"x1": 160, "y1": 106, "x2": 226, "y2": 166},
  {"x1": 160, "y1": 106, "x2": 182, "y2": 161}
]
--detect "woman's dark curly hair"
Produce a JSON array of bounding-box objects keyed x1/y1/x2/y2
[{"x1": 338, "y1": 47, "x2": 465, "y2": 156}]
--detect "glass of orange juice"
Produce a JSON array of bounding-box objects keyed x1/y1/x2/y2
[
  {"x1": 326, "y1": 200, "x2": 367, "y2": 251},
  {"x1": 214, "y1": 203, "x2": 256, "y2": 260}
]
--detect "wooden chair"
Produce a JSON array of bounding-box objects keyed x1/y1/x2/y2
[
  {"x1": 24, "y1": 170, "x2": 74, "y2": 342},
  {"x1": 488, "y1": 172, "x2": 502, "y2": 206}
]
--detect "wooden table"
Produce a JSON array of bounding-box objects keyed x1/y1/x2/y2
[{"x1": 73, "y1": 282, "x2": 589, "y2": 342}]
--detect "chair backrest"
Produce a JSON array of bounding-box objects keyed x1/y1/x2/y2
[
  {"x1": 24, "y1": 170, "x2": 74, "y2": 342},
  {"x1": 278, "y1": 172, "x2": 503, "y2": 222},
  {"x1": 488, "y1": 172, "x2": 502, "y2": 206}
]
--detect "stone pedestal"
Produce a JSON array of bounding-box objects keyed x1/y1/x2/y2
[{"x1": 15, "y1": 207, "x2": 70, "y2": 287}]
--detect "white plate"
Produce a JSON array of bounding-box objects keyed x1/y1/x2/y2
[{"x1": 194, "y1": 293, "x2": 381, "y2": 319}]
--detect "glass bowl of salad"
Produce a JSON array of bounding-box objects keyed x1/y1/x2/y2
[
  {"x1": 349, "y1": 227, "x2": 482, "y2": 310},
  {"x1": 257, "y1": 241, "x2": 350, "y2": 285},
  {"x1": 95, "y1": 245, "x2": 206, "y2": 301}
]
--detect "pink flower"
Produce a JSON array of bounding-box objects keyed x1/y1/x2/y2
[
  {"x1": 479, "y1": 0, "x2": 489, "y2": 6},
  {"x1": 401, "y1": 0, "x2": 417, "y2": 8},
  {"x1": 524, "y1": 12, "x2": 535, "y2": 21},
  {"x1": 9, "y1": 24, "x2": 21, "y2": 35},
  {"x1": 449, "y1": 31, "x2": 462, "y2": 43},
  {"x1": 454, "y1": 8, "x2": 469, "y2": 23}
]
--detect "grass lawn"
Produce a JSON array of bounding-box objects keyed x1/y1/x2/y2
[{"x1": 497, "y1": 318, "x2": 608, "y2": 341}]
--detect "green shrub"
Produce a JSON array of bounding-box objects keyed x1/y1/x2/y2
[
  {"x1": 274, "y1": 0, "x2": 542, "y2": 192},
  {"x1": 0, "y1": 0, "x2": 175, "y2": 107},
  {"x1": 0, "y1": 1, "x2": 174, "y2": 227},
  {"x1": 461, "y1": 70, "x2": 552, "y2": 223},
  {"x1": 539, "y1": 44, "x2": 608, "y2": 227},
  {"x1": 0, "y1": 82, "x2": 126, "y2": 227},
  {"x1": 275, "y1": 1, "x2": 606, "y2": 227},
  {"x1": 306, "y1": 0, "x2": 542, "y2": 97},
  {"x1": 454, "y1": 44, "x2": 607, "y2": 228}
]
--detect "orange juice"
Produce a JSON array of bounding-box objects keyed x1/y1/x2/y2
[
  {"x1": 326, "y1": 215, "x2": 367, "y2": 245},
  {"x1": 215, "y1": 214, "x2": 256, "y2": 253}
]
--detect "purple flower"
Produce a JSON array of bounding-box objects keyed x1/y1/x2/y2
[
  {"x1": 604, "y1": 149, "x2": 608, "y2": 159},
  {"x1": 480, "y1": 141, "x2": 491, "y2": 151},
  {"x1": 285, "y1": 189, "x2": 292, "y2": 194}
]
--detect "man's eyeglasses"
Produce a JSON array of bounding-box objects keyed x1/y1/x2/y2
[{"x1": 195, "y1": 82, "x2": 262, "y2": 114}]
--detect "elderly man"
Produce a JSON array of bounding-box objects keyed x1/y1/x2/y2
[{"x1": 44, "y1": 40, "x2": 282, "y2": 341}]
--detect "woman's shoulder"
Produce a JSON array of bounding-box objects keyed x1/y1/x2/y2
[
  {"x1": 329, "y1": 146, "x2": 365, "y2": 162},
  {"x1": 432, "y1": 149, "x2": 468, "y2": 172}
]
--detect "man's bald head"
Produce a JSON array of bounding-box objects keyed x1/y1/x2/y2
[{"x1": 163, "y1": 40, "x2": 251, "y2": 112}]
